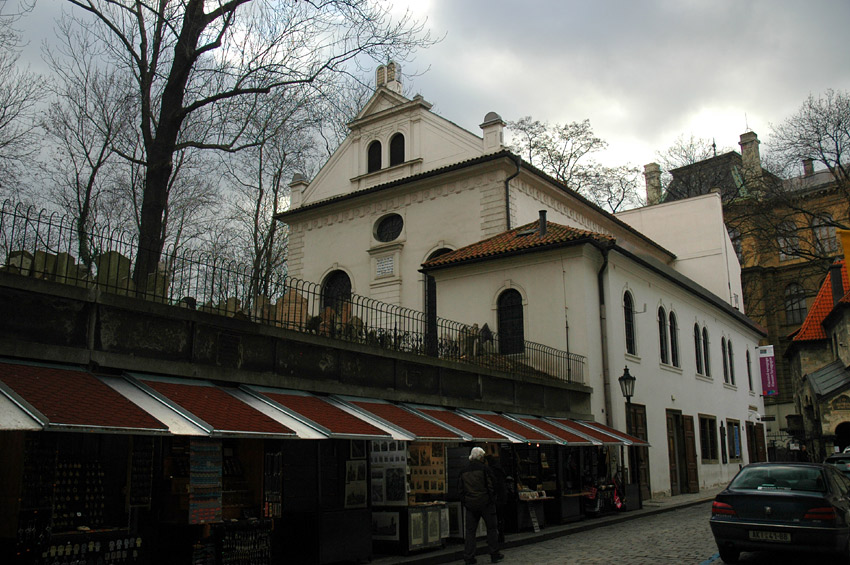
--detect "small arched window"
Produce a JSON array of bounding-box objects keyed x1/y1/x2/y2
[
  {"x1": 784, "y1": 283, "x2": 807, "y2": 325},
  {"x1": 658, "y1": 306, "x2": 669, "y2": 364},
  {"x1": 694, "y1": 324, "x2": 703, "y2": 374},
  {"x1": 721, "y1": 337, "x2": 729, "y2": 383},
  {"x1": 669, "y1": 311, "x2": 679, "y2": 367},
  {"x1": 813, "y1": 214, "x2": 838, "y2": 254},
  {"x1": 367, "y1": 140, "x2": 382, "y2": 173},
  {"x1": 321, "y1": 270, "x2": 352, "y2": 314},
  {"x1": 498, "y1": 289, "x2": 524, "y2": 355},
  {"x1": 728, "y1": 341, "x2": 735, "y2": 386},
  {"x1": 702, "y1": 327, "x2": 711, "y2": 376},
  {"x1": 389, "y1": 133, "x2": 405, "y2": 167},
  {"x1": 624, "y1": 291, "x2": 636, "y2": 355}
]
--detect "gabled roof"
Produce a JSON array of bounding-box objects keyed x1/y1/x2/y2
[
  {"x1": 794, "y1": 260, "x2": 849, "y2": 342},
  {"x1": 806, "y1": 359, "x2": 850, "y2": 398},
  {"x1": 421, "y1": 220, "x2": 614, "y2": 270}
]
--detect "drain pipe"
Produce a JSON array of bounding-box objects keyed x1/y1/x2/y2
[
  {"x1": 504, "y1": 155, "x2": 521, "y2": 230},
  {"x1": 591, "y1": 241, "x2": 615, "y2": 427}
]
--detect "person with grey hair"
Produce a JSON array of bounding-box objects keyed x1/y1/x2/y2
[{"x1": 458, "y1": 447, "x2": 504, "y2": 564}]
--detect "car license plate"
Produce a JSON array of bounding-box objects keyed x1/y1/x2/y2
[{"x1": 748, "y1": 530, "x2": 791, "y2": 543}]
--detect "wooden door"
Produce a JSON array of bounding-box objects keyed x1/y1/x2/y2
[
  {"x1": 666, "y1": 411, "x2": 680, "y2": 496},
  {"x1": 755, "y1": 423, "x2": 767, "y2": 462},
  {"x1": 629, "y1": 403, "x2": 651, "y2": 501},
  {"x1": 683, "y1": 415, "x2": 699, "y2": 494}
]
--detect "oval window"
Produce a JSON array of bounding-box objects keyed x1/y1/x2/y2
[{"x1": 375, "y1": 214, "x2": 404, "y2": 242}]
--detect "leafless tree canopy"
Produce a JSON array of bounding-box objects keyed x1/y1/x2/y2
[{"x1": 63, "y1": 0, "x2": 434, "y2": 290}]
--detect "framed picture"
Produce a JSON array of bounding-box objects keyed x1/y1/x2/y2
[
  {"x1": 350, "y1": 440, "x2": 366, "y2": 460},
  {"x1": 427, "y1": 508, "x2": 440, "y2": 543},
  {"x1": 346, "y1": 460, "x2": 366, "y2": 483},
  {"x1": 371, "y1": 512, "x2": 399, "y2": 541},
  {"x1": 344, "y1": 481, "x2": 367, "y2": 509},
  {"x1": 409, "y1": 511, "x2": 424, "y2": 547}
]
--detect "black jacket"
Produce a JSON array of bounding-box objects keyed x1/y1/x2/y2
[{"x1": 458, "y1": 459, "x2": 496, "y2": 511}]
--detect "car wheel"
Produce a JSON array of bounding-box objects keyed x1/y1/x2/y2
[{"x1": 718, "y1": 547, "x2": 740, "y2": 564}]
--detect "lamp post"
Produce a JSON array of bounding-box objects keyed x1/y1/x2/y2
[{"x1": 618, "y1": 366, "x2": 637, "y2": 490}]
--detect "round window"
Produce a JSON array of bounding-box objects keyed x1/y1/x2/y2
[{"x1": 375, "y1": 214, "x2": 403, "y2": 242}]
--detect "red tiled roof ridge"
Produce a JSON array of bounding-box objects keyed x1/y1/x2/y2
[
  {"x1": 793, "y1": 259, "x2": 848, "y2": 342},
  {"x1": 422, "y1": 220, "x2": 614, "y2": 269}
]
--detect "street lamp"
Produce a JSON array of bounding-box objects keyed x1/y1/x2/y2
[{"x1": 618, "y1": 366, "x2": 637, "y2": 504}]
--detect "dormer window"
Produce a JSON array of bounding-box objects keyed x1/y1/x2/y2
[
  {"x1": 390, "y1": 133, "x2": 405, "y2": 166},
  {"x1": 367, "y1": 140, "x2": 382, "y2": 173}
]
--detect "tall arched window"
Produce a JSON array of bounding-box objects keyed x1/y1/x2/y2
[
  {"x1": 694, "y1": 324, "x2": 703, "y2": 374},
  {"x1": 721, "y1": 337, "x2": 729, "y2": 383},
  {"x1": 746, "y1": 349, "x2": 753, "y2": 391},
  {"x1": 669, "y1": 311, "x2": 679, "y2": 367},
  {"x1": 784, "y1": 283, "x2": 807, "y2": 325},
  {"x1": 777, "y1": 221, "x2": 799, "y2": 261},
  {"x1": 321, "y1": 270, "x2": 352, "y2": 314},
  {"x1": 813, "y1": 214, "x2": 838, "y2": 254},
  {"x1": 624, "y1": 291, "x2": 636, "y2": 355},
  {"x1": 367, "y1": 140, "x2": 382, "y2": 173},
  {"x1": 658, "y1": 306, "x2": 669, "y2": 364},
  {"x1": 728, "y1": 341, "x2": 735, "y2": 386},
  {"x1": 702, "y1": 327, "x2": 711, "y2": 376},
  {"x1": 498, "y1": 289, "x2": 524, "y2": 355},
  {"x1": 389, "y1": 133, "x2": 405, "y2": 166}
]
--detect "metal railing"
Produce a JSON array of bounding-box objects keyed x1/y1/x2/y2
[{"x1": 0, "y1": 200, "x2": 585, "y2": 384}]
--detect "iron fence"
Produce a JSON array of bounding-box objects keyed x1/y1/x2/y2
[{"x1": 0, "y1": 200, "x2": 585, "y2": 384}]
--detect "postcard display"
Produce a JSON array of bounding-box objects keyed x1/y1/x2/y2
[
  {"x1": 6, "y1": 433, "x2": 148, "y2": 565},
  {"x1": 370, "y1": 440, "x2": 449, "y2": 554}
]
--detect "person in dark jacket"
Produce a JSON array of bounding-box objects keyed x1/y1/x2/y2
[{"x1": 458, "y1": 447, "x2": 504, "y2": 564}]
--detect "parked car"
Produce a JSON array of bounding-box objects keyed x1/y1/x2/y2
[
  {"x1": 826, "y1": 453, "x2": 850, "y2": 478},
  {"x1": 710, "y1": 462, "x2": 850, "y2": 563}
]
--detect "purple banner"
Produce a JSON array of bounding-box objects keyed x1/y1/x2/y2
[{"x1": 759, "y1": 345, "x2": 778, "y2": 397}]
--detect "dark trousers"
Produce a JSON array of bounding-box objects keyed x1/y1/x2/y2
[{"x1": 463, "y1": 504, "x2": 499, "y2": 560}]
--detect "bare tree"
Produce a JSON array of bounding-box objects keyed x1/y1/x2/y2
[
  {"x1": 0, "y1": 0, "x2": 45, "y2": 194},
  {"x1": 63, "y1": 0, "x2": 434, "y2": 291},
  {"x1": 585, "y1": 165, "x2": 644, "y2": 213},
  {"x1": 654, "y1": 134, "x2": 728, "y2": 200}
]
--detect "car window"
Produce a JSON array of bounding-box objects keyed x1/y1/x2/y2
[{"x1": 730, "y1": 466, "x2": 826, "y2": 491}]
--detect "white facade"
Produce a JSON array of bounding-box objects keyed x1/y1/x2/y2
[{"x1": 279, "y1": 69, "x2": 766, "y2": 497}]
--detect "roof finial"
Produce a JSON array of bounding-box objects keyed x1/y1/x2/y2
[{"x1": 712, "y1": 138, "x2": 716, "y2": 158}]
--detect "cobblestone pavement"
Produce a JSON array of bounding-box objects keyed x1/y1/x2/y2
[{"x1": 493, "y1": 503, "x2": 717, "y2": 564}]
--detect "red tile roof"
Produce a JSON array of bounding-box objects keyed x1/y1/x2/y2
[
  {"x1": 794, "y1": 260, "x2": 848, "y2": 342},
  {"x1": 349, "y1": 400, "x2": 462, "y2": 440},
  {"x1": 415, "y1": 408, "x2": 510, "y2": 442},
  {"x1": 422, "y1": 221, "x2": 614, "y2": 269},
  {"x1": 517, "y1": 416, "x2": 595, "y2": 445},
  {"x1": 0, "y1": 362, "x2": 167, "y2": 431},
  {"x1": 571, "y1": 419, "x2": 650, "y2": 446},
  {"x1": 142, "y1": 379, "x2": 294, "y2": 435},
  {"x1": 469, "y1": 413, "x2": 558, "y2": 443},
  {"x1": 261, "y1": 392, "x2": 388, "y2": 437}
]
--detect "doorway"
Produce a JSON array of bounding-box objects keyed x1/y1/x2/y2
[{"x1": 666, "y1": 410, "x2": 699, "y2": 495}]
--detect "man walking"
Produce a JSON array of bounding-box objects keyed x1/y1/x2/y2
[{"x1": 458, "y1": 447, "x2": 504, "y2": 564}]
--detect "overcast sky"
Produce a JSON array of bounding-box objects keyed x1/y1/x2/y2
[{"x1": 16, "y1": 0, "x2": 850, "y2": 170}]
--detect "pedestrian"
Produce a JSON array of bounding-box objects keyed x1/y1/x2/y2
[
  {"x1": 458, "y1": 447, "x2": 504, "y2": 564},
  {"x1": 798, "y1": 444, "x2": 810, "y2": 462}
]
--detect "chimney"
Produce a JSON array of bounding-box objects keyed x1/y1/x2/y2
[
  {"x1": 830, "y1": 261, "x2": 845, "y2": 306},
  {"x1": 643, "y1": 163, "x2": 662, "y2": 205},
  {"x1": 538, "y1": 210, "x2": 547, "y2": 237},
  {"x1": 376, "y1": 61, "x2": 402, "y2": 94},
  {"x1": 480, "y1": 112, "x2": 505, "y2": 154},
  {"x1": 739, "y1": 131, "x2": 763, "y2": 187},
  {"x1": 803, "y1": 158, "x2": 815, "y2": 177},
  {"x1": 288, "y1": 173, "x2": 309, "y2": 209}
]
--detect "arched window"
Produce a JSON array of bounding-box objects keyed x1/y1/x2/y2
[
  {"x1": 367, "y1": 140, "x2": 382, "y2": 173},
  {"x1": 777, "y1": 221, "x2": 799, "y2": 261},
  {"x1": 721, "y1": 337, "x2": 729, "y2": 384},
  {"x1": 784, "y1": 283, "x2": 807, "y2": 325},
  {"x1": 624, "y1": 291, "x2": 636, "y2": 355},
  {"x1": 658, "y1": 306, "x2": 669, "y2": 364},
  {"x1": 375, "y1": 214, "x2": 404, "y2": 242},
  {"x1": 694, "y1": 324, "x2": 703, "y2": 374},
  {"x1": 669, "y1": 312, "x2": 679, "y2": 367},
  {"x1": 813, "y1": 214, "x2": 838, "y2": 254},
  {"x1": 498, "y1": 289, "x2": 524, "y2": 355},
  {"x1": 746, "y1": 349, "x2": 753, "y2": 391},
  {"x1": 728, "y1": 341, "x2": 735, "y2": 386},
  {"x1": 389, "y1": 133, "x2": 405, "y2": 167},
  {"x1": 702, "y1": 327, "x2": 711, "y2": 376},
  {"x1": 321, "y1": 270, "x2": 352, "y2": 314}
]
